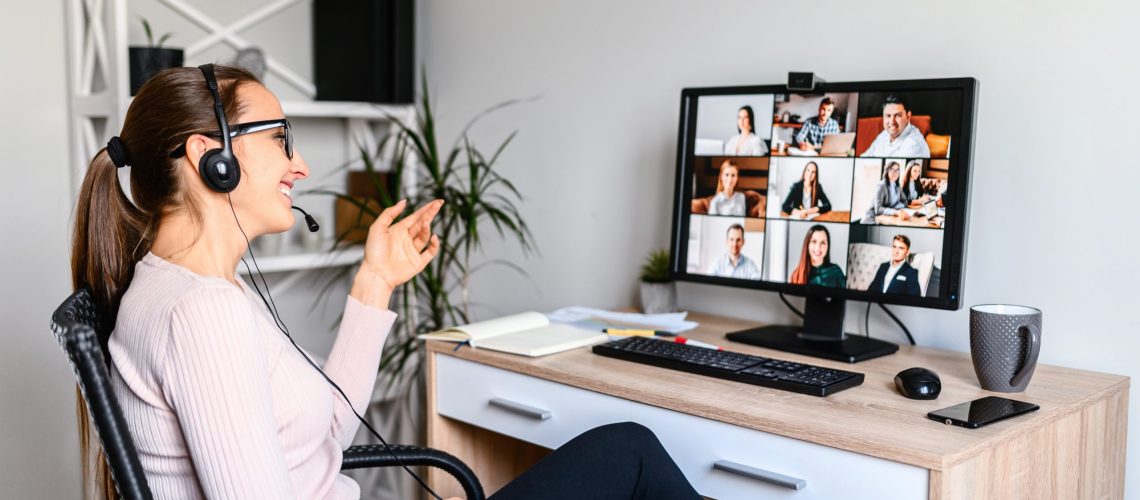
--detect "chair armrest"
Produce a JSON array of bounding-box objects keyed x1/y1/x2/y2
[{"x1": 342, "y1": 444, "x2": 485, "y2": 500}]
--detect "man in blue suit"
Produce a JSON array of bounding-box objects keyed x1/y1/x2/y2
[{"x1": 867, "y1": 235, "x2": 922, "y2": 296}]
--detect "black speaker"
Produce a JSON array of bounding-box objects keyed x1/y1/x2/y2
[{"x1": 313, "y1": 0, "x2": 415, "y2": 103}]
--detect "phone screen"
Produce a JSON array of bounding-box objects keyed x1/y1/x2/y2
[{"x1": 928, "y1": 396, "x2": 1039, "y2": 428}]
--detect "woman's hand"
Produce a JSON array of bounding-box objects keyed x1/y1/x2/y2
[{"x1": 350, "y1": 199, "x2": 443, "y2": 309}]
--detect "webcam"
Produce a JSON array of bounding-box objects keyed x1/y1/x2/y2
[{"x1": 788, "y1": 72, "x2": 825, "y2": 92}]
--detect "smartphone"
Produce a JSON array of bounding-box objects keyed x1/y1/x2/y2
[{"x1": 927, "y1": 396, "x2": 1040, "y2": 429}]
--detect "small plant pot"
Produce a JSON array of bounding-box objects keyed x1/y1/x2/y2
[
  {"x1": 129, "y1": 47, "x2": 184, "y2": 95},
  {"x1": 639, "y1": 282, "x2": 676, "y2": 314}
]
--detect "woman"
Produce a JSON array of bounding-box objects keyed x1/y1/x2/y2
[
  {"x1": 71, "y1": 65, "x2": 699, "y2": 500},
  {"x1": 780, "y1": 161, "x2": 832, "y2": 219},
  {"x1": 860, "y1": 161, "x2": 911, "y2": 223},
  {"x1": 900, "y1": 160, "x2": 930, "y2": 205},
  {"x1": 788, "y1": 224, "x2": 845, "y2": 287},
  {"x1": 708, "y1": 160, "x2": 746, "y2": 216},
  {"x1": 724, "y1": 105, "x2": 768, "y2": 156}
]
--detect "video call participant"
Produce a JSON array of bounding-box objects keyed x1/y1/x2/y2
[
  {"x1": 900, "y1": 160, "x2": 930, "y2": 205},
  {"x1": 795, "y1": 97, "x2": 840, "y2": 152},
  {"x1": 708, "y1": 160, "x2": 746, "y2": 216},
  {"x1": 709, "y1": 224, "x2": 761, "y2": 279},
  {"x1": 780, "y1": 161, "x2": 831, "y2": 219},
  {"x1": 861, "y1": 161, "x2": 911, "y2": 223},
  {"x1": 788, "y1": 224, "x2": 845, "y2": 287},
  {"x1": 861, "y1": 95, "x2": 931, "y2": 158},
  {"x1": 725, "y1": 105, "x2": 769, "y2": 156},
  {"x1": 70, "y1": 65, "x2": 700, "y2": 500},
  {"x1": 867, "y1": 235, "x2": 922, "y2": 296}
]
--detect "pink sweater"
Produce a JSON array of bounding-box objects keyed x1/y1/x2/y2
[{"x1": 109, "y1": 253, "x2": 395, "y2": 499}]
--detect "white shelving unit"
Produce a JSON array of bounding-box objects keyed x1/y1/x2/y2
[{"x1": 65, "y1": 0, "x2": 414, "y2": 279}]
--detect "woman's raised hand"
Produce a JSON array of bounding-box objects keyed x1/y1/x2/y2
[{"x1": 350, "y1": 199, "x2": 443, "y2": 308}]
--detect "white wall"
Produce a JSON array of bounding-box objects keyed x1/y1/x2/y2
[
  {"x1": 0, "y1": 1, "x2": 82, "y2": 497},
  {"x1": 420, "y1": 0, "x2": 1140, "y2": 496}
]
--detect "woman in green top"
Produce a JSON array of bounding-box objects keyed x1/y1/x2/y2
[{"x1": 788, "y1": 224, "x2": 845, "y2": 287}]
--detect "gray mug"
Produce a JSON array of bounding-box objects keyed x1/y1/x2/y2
[{"x1": 969, "y1": 305, "x2": 1042, "y2": 392}]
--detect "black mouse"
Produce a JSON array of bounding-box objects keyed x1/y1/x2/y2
[{"x1": 894, "y1": 367, "x2": 941, "y2": 400}]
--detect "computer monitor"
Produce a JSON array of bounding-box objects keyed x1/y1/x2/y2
[{"x1": 669, "y1": 78, "x2": 977, "y2": 362}]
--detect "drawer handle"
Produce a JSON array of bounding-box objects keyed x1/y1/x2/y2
[
  {"x1": 713, "y1": 460, "x2": 806, "y2": 490},
  {"x1": 488, "y1": 397, "x2": 552, "y2": 420}
]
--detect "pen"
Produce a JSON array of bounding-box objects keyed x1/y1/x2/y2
[
  {"x1": 673, "y1": 336, "x2": 722, "y2": 351},
  {"x1": 603, "y1": 328, "x2": 676, "y2": 337}
]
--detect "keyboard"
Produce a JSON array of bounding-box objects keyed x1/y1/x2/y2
[{"x1": 592, "y1": 337, "x2": 864, "y2": 397}]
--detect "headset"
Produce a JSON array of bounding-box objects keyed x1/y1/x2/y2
[
  {"x1": 197, "y1": 64, "x2": 241, "y2": 193},
  {"x1": 194, "y1": 64, "x2": 442, "y2": 500}
]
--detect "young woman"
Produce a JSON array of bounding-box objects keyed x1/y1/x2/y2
[
  {"x1": 71, "y1": 65, "x2": 699, "y2": 500},
  {"x1": 723, "y1": 105, "x2": 768, "y2": 156},
  {"x1": 780, "y1": 161, "x2": 832, "y2": 219},
  {"x1": 708, "y1": 160, "x2": 746, "y2": 216},
  {"x1": 900, "y1": 160, "x2": 930, "y2": 205},
  {"x1": 788, "y1": 224, "x2": 845, "y2": 287},
  {"x1": 860, "y1": 160, "x2": 911, "y2": 223}
]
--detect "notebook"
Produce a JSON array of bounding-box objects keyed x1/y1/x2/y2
[{"x1": 418, "y1": 312, "x2": 608, "y2": 357}]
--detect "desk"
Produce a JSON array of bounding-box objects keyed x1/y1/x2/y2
[
  {"x1": 425, "y1": 312, "x2": 1127, "y2": 499},
  {"x1": 875, "y1": 213, "x2": 942, "y2": 228},
  {"x1": 780, "y1": 210, "x2": 852, "y2": 223}
]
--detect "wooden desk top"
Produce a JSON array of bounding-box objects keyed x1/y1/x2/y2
[
  {"x1": 875, "y1": 213, "x2": 942, "y2": 228},
  {"x1": 427, "y1": 312, "x2": 1128, "y2": 472},
  {"x1": 779, "y1": 210, "x2": 851, "y2": 223}
]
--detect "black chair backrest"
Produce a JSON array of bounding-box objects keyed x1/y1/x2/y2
[{"x1": 51, "y1": 288, "x2": 154, "y2": 500}]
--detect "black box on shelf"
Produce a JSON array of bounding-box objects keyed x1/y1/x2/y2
[{"x1": 312, "y1": 0, "x2": 414, "y2": 103}]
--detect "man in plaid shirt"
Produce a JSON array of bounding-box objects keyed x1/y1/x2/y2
[{"x1": 796, "y1": 97, "x2": 840, "y2": 151}]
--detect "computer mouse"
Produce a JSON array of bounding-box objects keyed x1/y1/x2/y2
[{"x1": 894, "y1": 367, "x2": 941, "y2": 400}]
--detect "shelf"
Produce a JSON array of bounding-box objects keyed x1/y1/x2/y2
[
  {"x1": 281, "y1": 101, "x2": 413, "y2": 120},
  {"x1": 240, "y1": 244, "x2": 364, "y2": 274}
]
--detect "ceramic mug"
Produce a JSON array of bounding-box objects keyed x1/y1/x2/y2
[{"x1": 969, "y1": 305, "x2": 1042, "y2": 392}]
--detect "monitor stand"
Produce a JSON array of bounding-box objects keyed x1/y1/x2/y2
[{"x1": 725, "y1": 295, "x2": 898, "y2": 363}]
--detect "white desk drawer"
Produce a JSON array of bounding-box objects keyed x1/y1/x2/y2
[
  {"x1": 435, "y1": 355, "x2": 632, "y2": 449},
  {"x1": 632, "y1": 403, "x2": 927, "y2": 500}
]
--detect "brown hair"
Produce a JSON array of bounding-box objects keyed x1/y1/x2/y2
[
  {"x1": 800, "y1": 161, "x2": 819, "y2": 208},
  {"x1": 715, "y1": 160, "x2": 740, "y2": 194},
  {"x1": 893, "y1": 234, "x2": 911, "y2": 250},
  {"x1": 789, "y1": 224, "x2": 830, "y2": 285},
  {"x1": 71, "y1": 65, "x2": 259, "y2": 499}
]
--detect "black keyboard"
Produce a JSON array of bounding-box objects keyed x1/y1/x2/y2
[{"x1": 592, "y1": 337, "x2": 863, "y2": 397}]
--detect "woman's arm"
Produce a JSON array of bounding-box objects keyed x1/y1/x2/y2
[
  {"x1": 816, "y1": 183, "x2": 831, "y2": 214},
  {"x1": 327, "y1": 200, "x2": 442, "y2": 445},
  {"x1": 781, "y1": 182, "x2": 799, "y2": 214},
  {"x1": 164, "y1": 287, "x2": 295, "y2": 499},
  {"x1": 873, "y1": 182, "x2": 898, "y2": 216}
]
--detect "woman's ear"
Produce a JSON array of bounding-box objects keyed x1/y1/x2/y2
[{"x1": 179, "y1": 134, "x2": 216, "y2": 170}]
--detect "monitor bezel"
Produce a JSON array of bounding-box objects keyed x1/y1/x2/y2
[{"x1": 668, "y1": 77, "x2": 978, "y2": 311}]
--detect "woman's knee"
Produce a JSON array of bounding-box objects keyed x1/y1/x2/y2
[{"x1": 584, "y1": 421, "x2": 660, "y2": 448}]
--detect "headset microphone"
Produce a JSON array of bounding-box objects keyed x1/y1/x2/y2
[{"x1": 291, "y1": 206, "x2": 320, "y2": 232}]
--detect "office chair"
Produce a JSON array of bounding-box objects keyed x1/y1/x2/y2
[{"x1": 51, "y1": 287, "x2": 484, "y2": 500}]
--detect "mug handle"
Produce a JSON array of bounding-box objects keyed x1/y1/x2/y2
[{"x1": 1010, "y1": 324, "x2": 1041, "y2": 388}]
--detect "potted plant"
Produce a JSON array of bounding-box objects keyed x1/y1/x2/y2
[
  {"x1": 313, "y1": 74, "x2": 536, "y2": 393},
  {"x1": 639, "y1": 249, "x2": 676, "y2": 314},
  {"x1": 129, "y1": 17, "x2": 183, "y2": 95}
]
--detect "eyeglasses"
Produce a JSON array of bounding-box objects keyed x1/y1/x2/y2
[{"x1": 169, "y1": 119, "x2": 292, "y2": 159}]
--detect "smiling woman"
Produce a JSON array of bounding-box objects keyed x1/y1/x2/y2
[{"x1": 69, "y1": 64, "x2": 700, "y2": 500}]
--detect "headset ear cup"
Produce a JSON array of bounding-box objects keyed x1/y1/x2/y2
[{"x1": 199, "y1": 148, "x2": 241, "y2": 193}]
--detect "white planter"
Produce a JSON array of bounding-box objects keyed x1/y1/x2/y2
[{"x1": 640, "y1": 282, "x2": 677, "y2": 314}]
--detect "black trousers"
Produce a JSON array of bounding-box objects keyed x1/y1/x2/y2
[{"x1": 488, "y1": 422, "x2": 701, "y2": 500}]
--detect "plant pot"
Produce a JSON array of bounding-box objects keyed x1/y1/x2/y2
[
  {"x1": 129, "y1": 47, "x2": 184, "y2": 95},
  {"x1": 640, "y1": 282, "x2": 676, "y2": 314}
]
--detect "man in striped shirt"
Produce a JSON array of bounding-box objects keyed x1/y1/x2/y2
[{"x1": 796, "y1": 97, "x2": 840, "y2": 152}]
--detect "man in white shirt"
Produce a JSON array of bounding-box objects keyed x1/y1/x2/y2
[
  {"x1": 866, "y1": 234, "x2": 921, "y2": 295},
  {"x1": 861, "y1": 95, "x2": 930, "y2": 158},
  {"x1": 709, "y1": 224, "x2": 761, "y2": 279}
]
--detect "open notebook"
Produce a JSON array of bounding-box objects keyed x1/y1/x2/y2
[{"x1": 418, "y1": 312, "x2": 608, "y2": 357}]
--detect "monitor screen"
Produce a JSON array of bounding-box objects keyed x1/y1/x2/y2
[{"x1": 670, "y1": 78, "x2": 977, "y2": 310}]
